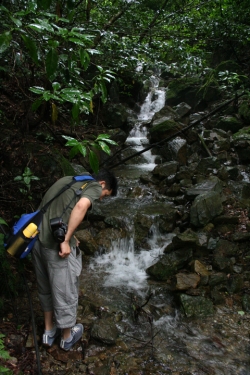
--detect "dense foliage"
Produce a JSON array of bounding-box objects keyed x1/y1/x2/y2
[{"x1": 0, "y1": 0, "x2": 249, "y2": 132}]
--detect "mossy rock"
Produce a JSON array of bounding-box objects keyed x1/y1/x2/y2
[
  {"x1": 215, "y1": 116, "x2": 243, "y2": 133},
  {"x1": 233, "y1": 126, "x2": 250, "y2": 141},
  {"x1": 149, "y1": 118, "x2": 182, "y2": 143},
  {"x1": 167, "y1": 77, "x2": 200, "y2": 107},
  {"x1": 239, "y1": 100, "x2": 250, "y2": 123}
]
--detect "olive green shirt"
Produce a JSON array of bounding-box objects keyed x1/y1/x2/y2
[{"x1": 38, "y1": 175, "x2": 102, "y2": 250}]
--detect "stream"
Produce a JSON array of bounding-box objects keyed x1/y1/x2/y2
[{"x1": 79, "y1": 76, "x2": 250, "y2": 375}]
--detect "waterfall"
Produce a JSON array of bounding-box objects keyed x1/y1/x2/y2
[
  {"x1": 89, "y1": 78, "x2": 169, "y2": 293},
  {"x1": 124, "y1": 76, "x2": 166, "y2": 171}
]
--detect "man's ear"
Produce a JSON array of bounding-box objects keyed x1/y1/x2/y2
[{"x1": 99, "y1": 180, "x2": 106, "y2": 189}]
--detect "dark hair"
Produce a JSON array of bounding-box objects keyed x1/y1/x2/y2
[{"x1": 93, "y1": 169, "x2": 118, "y2": 196}]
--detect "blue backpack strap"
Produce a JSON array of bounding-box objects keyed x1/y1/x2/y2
[{"x1": 73, "y1": 175, "x2": 95, "y2": 182}]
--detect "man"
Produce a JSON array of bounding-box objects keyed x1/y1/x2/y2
[{"x1": 32, "y1": 169, "x2": 117, "y2": 351}]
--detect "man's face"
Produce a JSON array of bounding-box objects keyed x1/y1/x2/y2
[{"x1": 99, "y1": 182, "x2": 112, "y2": 200}]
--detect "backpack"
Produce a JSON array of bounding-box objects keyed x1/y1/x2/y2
[{"x1": 4, "y1": 175, "x2": 95, "y2": 259}]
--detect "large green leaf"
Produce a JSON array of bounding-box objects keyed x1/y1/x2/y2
[
  {"x1": 62, "y1": 136, "x2": 79, "y2": 146},
  {"x1": 22, "y1": 34, "x2": 39, "y2": 65},
  {"x1": 72, "y1": 103, "x2": 80, "y2": 119},
  {"x1": 46, "y1": 48, "x2": 58, "y2": 78},
  {"x1": 89, "y1": 150, "x2": 99, "y2": 174},
  {"x1": 97, "y1": 141, "x2": 111, "y2": 155},
  {"x1": 79, "y1": 49, "x2": 90, "y2": 70},
  {"x1": 0, "y1": 32, "x2": 12, "y2": 54},
  {"x1": 0, "y1": 217, "x2": 8, "y2": 226}
]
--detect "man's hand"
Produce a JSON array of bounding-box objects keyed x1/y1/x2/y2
[{"x1": 59, "y1": 241, "x2": 71, "y2": 258}]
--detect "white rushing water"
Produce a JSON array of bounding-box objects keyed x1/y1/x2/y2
[
  {"x1": 89, "y1": 76, "x2": 168, "y2": 293},
  {"x1": 124, "y1": 75, "x2": 166, "y2": 171}
]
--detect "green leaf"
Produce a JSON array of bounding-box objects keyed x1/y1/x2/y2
[
  {"x1": 77, "y1": 143, "x2": 87, "y2": 157},
  {"x1": 100, "y1": 81, "x2": 107, "y2": 103},
  {"x1": 89, "y1": 150, "x2": 99, "y2": 174},
  {"x1": 101, "y1": 138, "x2": 118, "y2": 146},
  {"x1": 21, "y1": 34, "x2": 39, "y2": 65},
  {"x1": 96, "y1": 134, "x2": 110, "y2": 140},
  {"x1": 32, "y1": 98, "x2": 43, "y2": 111},
  {"x1": 29, "y1": 86, "x2": 45, "y2": 94},
  {"x1": 10, "y1": 16, "x2": 22, "y2": 27},
  {"x1": 0, "y1": 32, "x2": 12, "y2": 54},
  {"x1": 69, "y1": 145, "x2": 80, "y2": 159},
  {"x1": 68, "y1": 37, "x2": 86, "y2": 47},
  {"x1": 97, "y1": 140, "x2": 111, "y2": 155},
  {"x1": 79, "y1": 49, "x2": 90, "y2": 70},
  {"x1": 23, "y1": 177, "x2": 31, "y2": 185},
  {"x1": 0, "y1": 217, "x2": 8, "y2": 226},
  {"x1": 87, "y1": 49, "x2": 102, "y2": 55},
  {"x1": 52, "y1": 82, "x2": 61, "y2": 91},
  {"x1": 14, "y1": 176, "x2": 22, "y2": 181},
  {"x1": 72, "y1": 103, "x2": 80, "y2": 120},
  {"x1": 46, "y1": 48, "x2": 58, "y2": 78},
  {"x1": 62, "y1": 136, "x2": 79, "y2": 146}
]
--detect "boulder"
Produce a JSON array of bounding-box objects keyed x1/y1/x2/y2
[
  {"x1": 175, "y1": 273, "x2": 200, "y2": 290},
  {"x1": 149, "y1": 118, "x2": 182, "y2": 143},
  {"x1": 178, "y1": 294, "x2": 214, "y2": 317},
  {"x1": 186, "y1": 175, "x2": 223, "y2": 199},
  {"x1": 146, "y1": 248, "x2": 193, "y2": 281},
  {"x1": 190, "y1": 191, "x2": 223, "y2": 227}
]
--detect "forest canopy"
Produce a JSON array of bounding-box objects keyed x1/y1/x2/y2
[{"x1": 0, "y1": 0, "x2": 249, "y2": 128}]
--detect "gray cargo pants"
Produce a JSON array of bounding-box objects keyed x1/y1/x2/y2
[{"x1": 32, "y1": 240, "x2": 82, "y2": 329}]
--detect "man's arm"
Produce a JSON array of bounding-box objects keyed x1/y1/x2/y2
[{"x1": 59, "y1": 197, "x2": 91, "y2": 258}]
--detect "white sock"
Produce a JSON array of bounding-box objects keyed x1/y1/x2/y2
[
  {"x1": 65, "y1": 334, "x2": 73, "y2": 343},
  {"x1": 45, "y1": 326, "x2": 56, "y2": 337}
]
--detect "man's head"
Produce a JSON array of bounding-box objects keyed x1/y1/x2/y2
[{"x1": 93, "y1": 169, "x2": 118, "y2": 198}]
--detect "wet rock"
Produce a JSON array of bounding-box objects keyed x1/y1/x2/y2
[
  {"x1": 215, "y1": 116, "x2": 243, "y2": 133},
  {"x1": 241, "y1": 182, "x2": 250, "y2": 199},
  {"x1": 174, "y1": 102, "x2": 192, "y2": 118},
  {"x1": 76, "y1": 229, "x2": 99, "y2": 255},
  {"x1": 242, "y1": 294, "x2": 250, "y2": 312},
  {"x1": 226, "y1": 275, "x2": 244, "y2": 294},
  {"x1": 175, "y1": 272, "x2": 200, "y2": 290},
  {"x1": 152, "y1": 161, "x2": 179, "y2": 179},
  {"x1": 230, "y1": 232, "x2": 250, "y2": 242},
  {"x1": 146, "y1": 248, "x2": 193, "y2": 281},
  {"x1": 95, "y1": 228, "x2": 126, "y2": 252},
  {"x1": 186, "y1": 176, "x2": 223, "y2": 199},
  {"x1": 167, "y1": 137, "x2": 187, "y2": 165},
  {"x1": 209, "y1": 273, "x2": 227, "y2": 287},
  {"x1": 134, "y1": 202, "x2": 177, "y2": 247},
  {"x1": 178, "y1": 294, "x2": 214, "y2": 317},
  {"x1": 149, "y1": 118, "x2": 182, "y2": 143},
  {"x1": 190, "y1": 191, "x2": 223, "y2": 227},
  {"x1": 91, "y1": 317, "x2": 119, "y2": 345},
  {"x1": 214, "y1": 239, "x2": 239, "y2": 257},
  {"x1": 190, "y1": 259, "x2": 210, "y2": 276},
  {"x1": 212, "y1": 255, "x2": 234, "y2": 273},
  {"x1": 195, "y1": 157, "x2": 221, "y2": 175},
  {"x1": 234, "y1": 140, "x2": 250, "y2": 163},
  {"x1": 164, "y1": 228, "x2": 200, "y2": 253},
  {"x1": 166, "y1": 77, "x2": 202, "y2": 107}
]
